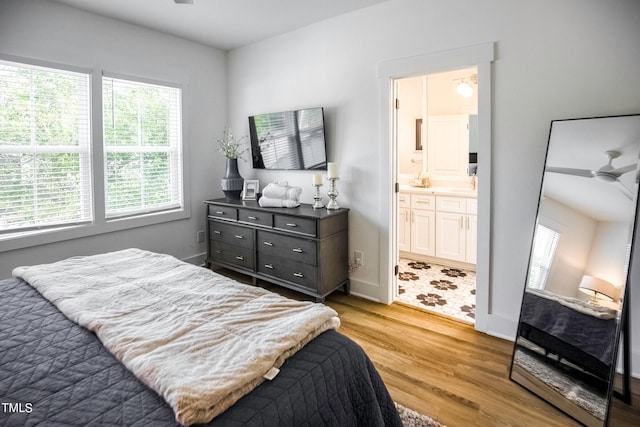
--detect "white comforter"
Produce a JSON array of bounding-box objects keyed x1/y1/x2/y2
[{"x1": 13, "y1": 248, "x2": 340, "y2": 426}]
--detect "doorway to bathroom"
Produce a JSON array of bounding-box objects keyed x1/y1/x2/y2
[{"x1": 393, "y1": 67, "x2": 478, "y2": 324}]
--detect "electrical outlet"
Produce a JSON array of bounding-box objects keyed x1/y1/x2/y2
[
  {"x1": 196, "y1": 230, "x2": 205, "y2": 243},
  {"x1": 354, "y1": 250, "x2": 363, "y2": 266}
]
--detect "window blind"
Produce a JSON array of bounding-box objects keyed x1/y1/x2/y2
[
  {"x1": 257, "y1": 111, "x2": 301, "y2": 170},
  {"x1": 0, "y1": 60, "x2": 92, "y2": 232},
  {"x1": 103, "y1": 76, "x2": 183, "y2": 218}
]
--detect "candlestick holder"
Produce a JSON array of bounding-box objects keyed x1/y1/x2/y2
[
  {"x1": 326, "y1": 177, "x2": 339, "y2": 210},
  {"x1": 312, "y1": 183, "x2": 324, "y2": 209}
]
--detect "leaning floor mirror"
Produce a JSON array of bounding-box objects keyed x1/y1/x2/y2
[{"x1": 510, "y1": 114, "x2": 640, "y2": 427}]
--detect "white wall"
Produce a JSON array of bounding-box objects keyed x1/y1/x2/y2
[
  {"x1": 227, "y1": 0, "x2": 640, "y2": 372},
  {"x1": 0, "y1": 0, "x2": 227, "y2": 275}
]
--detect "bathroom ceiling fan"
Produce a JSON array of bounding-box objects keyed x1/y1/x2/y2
[{"x1": 545, "y1": 150, "x2": 637, "y2": 199}]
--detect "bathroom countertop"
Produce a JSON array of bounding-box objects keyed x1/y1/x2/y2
[{"x1": 399, "y1": 184, "x2": 477, "y2": 198}]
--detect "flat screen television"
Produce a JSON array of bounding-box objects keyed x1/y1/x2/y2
[{"x1": 249, "y1": 107, "x2": 327, "y2": 170}]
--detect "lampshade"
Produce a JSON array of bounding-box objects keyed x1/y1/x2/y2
[{"x1": 578, "y1": 275, "x2": 620, "y2": 303}]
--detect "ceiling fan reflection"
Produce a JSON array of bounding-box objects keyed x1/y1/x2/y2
[{"x1": 545, "y1": 150, "x2": 637, "y2": 199}]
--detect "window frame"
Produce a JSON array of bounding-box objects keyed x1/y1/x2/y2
[{"x1": 0, "y1": 55, "x2": 190, "y2": 253}]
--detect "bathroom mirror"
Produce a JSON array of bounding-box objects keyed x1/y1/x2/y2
[{"x1": 510, "y1": 114, "x2": 640, "y2": 427}]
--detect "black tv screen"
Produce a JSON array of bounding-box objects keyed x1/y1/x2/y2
[{"x1": 249, "y1": 107, "x2": 327, "y2": 170}]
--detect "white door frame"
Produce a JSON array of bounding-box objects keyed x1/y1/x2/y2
[{"x1": 377, "y1": 42, "x2": 494, "y2": 332}]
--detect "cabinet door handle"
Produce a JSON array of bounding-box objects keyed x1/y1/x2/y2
[
  {"x1": 213, "y1": 230, "x2": 221, "y2": 234},
  {"x1": 264, "y1": 263, "x2": 274, "y2": 269},
  {"x1": 263, "y1": 241, "x2": 273, "y2": 246},
  {"x1": 247, "y1": 216, "x2": 257, "y2": 220},
  {"x1": 235, "y1": 235, "x2": 244, "y2": 239},
  {"x1": 293, "y1": 272, "x2": 304, "y2": 278},
  {"x1": 235, "y1": 256, "x2": 244, "y2": 261},
  {"x1": 292, "y1": 248, "x2": 303, "y2": 253},
  {"x1": 286, "y1": 223, "x2": 297, "y2": 227}
]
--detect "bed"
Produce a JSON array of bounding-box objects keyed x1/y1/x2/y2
[
  {"x1": 517, "y1": 289, "x2": 619, "y2": 381},
  {"x1": 0, "y1": 249, "x2": 401, "y2": 426}
]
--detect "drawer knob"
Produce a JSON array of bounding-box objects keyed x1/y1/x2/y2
[
  {"x1": 292, "y1": 248, "x2": 303, "y2": 253},
  {"x1": 264, "y1": 264, "x2": 274, "y2": 269},
  {"x1": 235, "y1": 235, "x2": 244, "y2": 239},
  {"x1": 286, "y1": 223, "x2": 297, "y2": 227},
  {"x1": 215, "y1": 211, "x2": 226, "y2": 215},
  {"x1": 235, "y1": 256, "x2": 244, "y2": 261},
  {"x1": 293, "y1": 272, "x2": 304, "y2": 278},
  {"x1": 263, "y1": 241, "x2": 273, "y2": 246}
]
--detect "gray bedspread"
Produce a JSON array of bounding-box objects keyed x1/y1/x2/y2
[{"x1": 0, "y1": 276, "x2": 402, "y2": 426}]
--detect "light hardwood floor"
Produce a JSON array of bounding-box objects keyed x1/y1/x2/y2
[
  {"x1": 324, "y1": 292, "x2": 640, "y2": 427},
  {"x1": 214, "y1": 269, "x2": 640, "y2": 426}
]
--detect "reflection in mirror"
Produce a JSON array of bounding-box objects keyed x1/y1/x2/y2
[{"x1": 510, "y1": 114, "x2": 640, "y2": 427}]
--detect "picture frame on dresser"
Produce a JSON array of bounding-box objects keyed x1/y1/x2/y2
[{"x1": 242, "y1": 180, "x2": 259, "y2": 200}]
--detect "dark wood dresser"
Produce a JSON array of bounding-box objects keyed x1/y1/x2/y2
[{"x1": 204, "y1": 198, "x2": 349, "y2": 302}]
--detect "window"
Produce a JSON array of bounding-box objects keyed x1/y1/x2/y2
[
  {"x1": 527, "y1": 224, "x2": 560, "y2": 290},
  {"x1": 0, "y1": 60, "x2": 91, "y2": 232},
  {"x1": 103, "y1": 76, "x2": 183, "y2": 218},
  {"x1": 0, "y1": 57, "x2": 187, "y2": 249}
]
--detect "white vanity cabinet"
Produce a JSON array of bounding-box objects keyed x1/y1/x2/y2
[
  {"x1": 398, "y1": 193, "x2": 411, "y2": 252},
  {"x1": 435, "y1": 196, "x2": 477, "y2": 263},
  {"x1": 398, "y1": 192, "x2": 436, "y2": 256},
  {"x1": 427, "y1": 115, "x2": 470, "y2": 176},
  {"x1": 410, "y1": 194, "x2": 436, "y2": 256}
]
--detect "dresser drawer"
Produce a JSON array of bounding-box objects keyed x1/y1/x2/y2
[
  {"x1": 210, "y1": 241, "x2": 254, "y2": 270},
  {"x1": 238, "y1": 208, "x2": 272, "y2": 227},
  {"x1": 257, "y1": 230, "x2": 317, "y2": 266},
  {"x1": 209, "y1": 221, "x2": 254, "y2": 249},
  {"x1": 257, "y1": 253, "x2": 317, "y2": 291},
  {"x1": 207, "y1": 204, "x2": 237, "y2": 221},
  {"x1": 273, "y1": 214, "x2": 316, "y2": 236}
]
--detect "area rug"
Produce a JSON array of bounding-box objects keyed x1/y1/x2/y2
[
  {"x1": 513, "y1": 343, "x2": 606, "y2": 420},
  {"x1": 395, "y1": 402, "x2": 446, "y2": 427}
]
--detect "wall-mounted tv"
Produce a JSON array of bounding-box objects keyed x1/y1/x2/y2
[{"x1": 249, "y1": 107, "x2": 327, "y2": 170}]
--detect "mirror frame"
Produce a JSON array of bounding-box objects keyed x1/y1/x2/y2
[{"x1": 509, "y1": 114, "x2": 640, "y2": 427}]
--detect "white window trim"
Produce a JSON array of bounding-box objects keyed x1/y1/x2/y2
[{"x1": 0, "y1": 56, "x2": 190, "y2": 253}]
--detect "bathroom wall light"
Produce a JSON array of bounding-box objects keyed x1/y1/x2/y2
[
  {"x1": 456, "y1": 81, "x2": 474, "y2": 98},
  {"x1": 456, "y1": 73, "x2": 478, "y2": 98}
]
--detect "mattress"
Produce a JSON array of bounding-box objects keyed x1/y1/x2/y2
[
  {"x1": 518, "y1": 290, "x2": 618, "y2": 379},
  {"x1": 0, "y1": 276, "x2": 402, "y2": 426}
]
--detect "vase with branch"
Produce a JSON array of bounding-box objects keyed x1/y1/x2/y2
[{"x1": 217, "y1": 126, "x2": 249, "y2": 199}]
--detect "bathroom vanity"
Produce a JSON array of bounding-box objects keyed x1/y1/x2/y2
[{"x1": 399, "y1": 186, "x2": 477, "y2": 270}]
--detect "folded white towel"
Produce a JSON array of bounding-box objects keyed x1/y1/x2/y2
[
  {"x1": 262, "y1": 182, "x2": 302, "y2": 201},
  {"x1": 258, "y1": 197, "x2": 300, "y2": 208}
]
